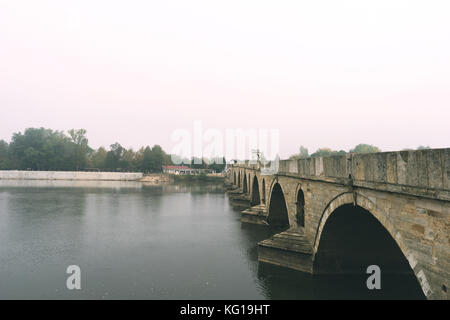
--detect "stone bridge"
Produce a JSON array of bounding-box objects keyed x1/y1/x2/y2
[{"x1": 225, "y1": 148, "x2": 449, "y2": 300}]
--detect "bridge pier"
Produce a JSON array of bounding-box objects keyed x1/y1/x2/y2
[
  {"x1": 257, "y1": 228, "x2": 314, "y2": 273},
  {"x1": 228, "y1": 148, "x2": 450, "y2": 299},
  {"x1": 227, "y1": 189, "x2": 251, "y2": 210},
  {"x1": 241, "y1": 204, "x2": 268, "y2": 225},
  {"x1": 224, "y1": 180, "x2": 237, "y2": 191}
]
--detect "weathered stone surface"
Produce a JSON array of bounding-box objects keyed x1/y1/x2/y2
[
  {"x1": 227, "y1": 148, "x2": 450, "y2": 300},
  {"x1": 241, "y1": 204, "x2": 268, "y2": 225},
  {"x1": 258, "y1": 229, "x2": 313, "y2": 273},
  {"x1": 386, "y1": 152, "x2": 398, "y2": 184}
]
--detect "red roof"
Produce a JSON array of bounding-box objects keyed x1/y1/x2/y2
[{"x1": 162, "y1": 165, "x2": 192, "y2": 170}]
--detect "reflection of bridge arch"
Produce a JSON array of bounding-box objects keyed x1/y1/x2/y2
[
  {"x1": 251, "y1": 176, "x2": 260, "y2": 206},
  {"x1": 314, "y1": 192, "x2": 426, "y2": 298},
  {"x1": 267, "y1": 182, "x2": 289, "y2": 228}
]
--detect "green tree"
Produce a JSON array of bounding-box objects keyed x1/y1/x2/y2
[
  {"x1": 149, "y1": 145, "x2": 165, "y2": 172},
  {"x1": 122, "y1": 148, "x2": 137, "y2": 171},
  {"x1": 9, "y1": 128, "x2": 73, "y2": 170},
  {"x1": 417, "y1": 145, "x2": 430, "y2": 150},
  {"x1": 350, "y1": 144, "x2": 381, "y2": 154},
  {"x1": 299, "y1": 146, "x2": 309, "y2": 158},
  {"x1": 2, "y1": 127, "x2": 182, "y2": 172},
  {"x1": 170, "y1": 154, "x2": 189, "y2": 166},
  {"x1": 289, "y1": 145, "x2": 309, "y2": 160},
  {"x1": 141, "y1": 146, "x2": 153, "y2": 172},
  {"x1": 162, "y1": 150, "x2": 173, "y2": 166},
  {"x1": 310, "y1": 148, "x2": 346, "y2": 158},
  {"x1": 104, "y1": 142, "x2": 125, "y2": 170},
  {"x1": 134, "y1": 147, "x2": 145, "y2": 169},
  {"x1": 208, "y1": 157, "x2": 226, "y2": 172},
  {"x1": 68, "y1": 129, "x2": 90, "y2": 170},
  {"x1": 191, "y1": 157, "x2": 207, "y2": 169},
  {"x1": 23, "y1": 147, "x2": 42, "y2": 169},
  {"x1": 90, "y1": 147, "x2": 107, "y2": 169},
  {"x1": 0, "y1": 140, "x2": 10, "y2": 169}
]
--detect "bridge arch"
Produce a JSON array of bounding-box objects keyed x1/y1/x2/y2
[
  {"x1": 295, "y1": 185, "x2": 305, "y2": 228},
  {"x1": 267, "y1": 182, "x2": 290, "y2": 228},
  {"x1": 237, "y1": 171, "x2": 241, "y2": 187},
  {"x1": 251, "y1": 176, "x2": 260, "y2": 206},
  {"x1": 261, "y1": 179, "x2": 266, "y2": 204},
  {"x1": 313, "y1": 192, "x2": 427, "y2": 299},
  {"x1": 242, "y1": 172, "x2": 248, "y2": 193}
]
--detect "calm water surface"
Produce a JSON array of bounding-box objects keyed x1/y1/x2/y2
[{"x1": 0, "y1": 180, "x2": 423, "y2": 299}]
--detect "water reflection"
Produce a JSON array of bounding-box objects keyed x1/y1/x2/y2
[
  {"x1": 0, "y1": 180, "x2": 424, "y2": 299},
  {"x1": 0, "y1": 179, "x2": 143, "y2": 190}
]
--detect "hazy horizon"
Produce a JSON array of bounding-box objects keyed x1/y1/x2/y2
[{"x1": 1, "y1": 1, "x2": 449, "y2": 158}]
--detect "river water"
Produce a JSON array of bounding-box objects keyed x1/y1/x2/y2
[{"x1": 0, "y1": 180, "x2": 424, "y2": 299}]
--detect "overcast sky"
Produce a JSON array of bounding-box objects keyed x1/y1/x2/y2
[{"x1": 1, "y1": 1, "x2": 449, "y2": 158}]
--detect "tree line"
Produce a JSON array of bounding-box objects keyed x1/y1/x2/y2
[
  {"x1": 0, "y1": 128, "x2": 431, "y2": 171},
  {"x1": 288, "y1": 144, "x2": 431, "y2": 160},
  {"x1": 0, "y1": 127, "x2": 226, "y2": 172}
]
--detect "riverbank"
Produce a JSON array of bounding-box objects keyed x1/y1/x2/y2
[
  {"x1": 140, "y1": 173, "x2": 173, "y2": 184},
  {"x1": 172, "y1": 174, "x2": 225, "y2": 183},
  {"x1": 141, "y1": 173, "x2": 224, "y2": 183},
  {"x1": 0, "y1": 170, "x2": 224, "y2": 184},
  {"x1": 0, "y1": 170, "x2": 143, "y2": 181}
]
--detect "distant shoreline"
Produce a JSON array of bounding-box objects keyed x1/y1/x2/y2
[
  {"x1": 0, "y1": 170, "x2": 142, "y2": 181},
  {"x1": 0, "y1": 170, "x2": 225, "y2": 184},
  {"x1": 171, "y1": 173, "x2": 225, "y2": 183}
]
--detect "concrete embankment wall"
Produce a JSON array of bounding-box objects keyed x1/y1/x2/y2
[{"x1": 0, "y1": 170, "x2": 143, "y2": 181}]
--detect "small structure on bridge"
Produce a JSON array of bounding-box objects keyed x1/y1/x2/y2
[
  {"x1": 162, "y1": 165, "x2": 216, "y2": 175},
  {"x1": 162, "y1": 165, "x2": 195, "y2": 175},
  {"x1": 225, "y1": 148, "x2": 450, "y2": 300}
]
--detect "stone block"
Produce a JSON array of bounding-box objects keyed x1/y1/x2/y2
[
  {"x1": 373, "y1": 152, "x2": 387, "y2": 183},
  {"x1": 427, "y1": 150, "x2": 443, "y2": 189},
  {"x1": 386, "y1": 152, "x2": 398, "y2": 184},
  {"x1": 397, "y1": 151, "x2": 408, "y2": 185}
]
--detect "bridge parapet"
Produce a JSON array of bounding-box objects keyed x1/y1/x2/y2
[
  {"x1": 351, "y1": 149, "x2": 449, "y2": 201},
  {"x1": 279, "y1": 155, "x2": 350, "y2": 179},
  {"x1": 232, "y1": 148, "x2": 450, "y2": 201},
  {"x1": 229, "y1": 148, "x2": 449, "y2": 299}
]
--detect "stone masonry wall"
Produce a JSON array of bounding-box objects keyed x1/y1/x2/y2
[{"x1": 230, "y1": 148, "x2": 450, "y2": 299}]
